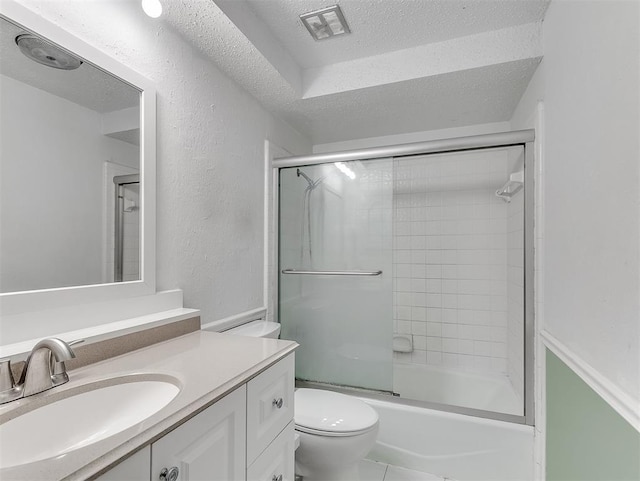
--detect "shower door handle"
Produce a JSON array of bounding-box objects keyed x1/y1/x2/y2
[{"x1": 281, "y1": 269, "x2": 382, "y2": 276}]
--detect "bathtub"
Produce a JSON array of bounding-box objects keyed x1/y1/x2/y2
[
  {"x1": 361, "y1": 397, "x2": 534, "y2": 481},
  {"x1": 393, "y1": 363, "x2": 522, "y2": 416}
]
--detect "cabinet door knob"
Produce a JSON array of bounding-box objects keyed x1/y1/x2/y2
[
  {"x1": 272, "y1": 397, "x2": 284, "y2": 409},
  {"x1": 272, "y1": 474, "x2": 283, "y2": 481},
  {"x1": 159, "y1": 466, "x2": 179, "y2": 481}
]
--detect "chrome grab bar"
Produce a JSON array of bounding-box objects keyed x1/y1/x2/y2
[{"x1": 281, "y1": 269, "x2": 382, "y2": 276}]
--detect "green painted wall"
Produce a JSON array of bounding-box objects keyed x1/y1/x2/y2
[{"x1": 546, "y1": 349, "x2": 640, "y2": 481}]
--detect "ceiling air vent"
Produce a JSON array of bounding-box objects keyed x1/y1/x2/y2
[{"x1": 300, "y1": 5, "x2": 351, "y2": 41}]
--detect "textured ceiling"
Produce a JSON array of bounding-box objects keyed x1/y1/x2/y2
[
  {"x1": 281, "y1": 58, "x2": 542, "y2": 142},
  {"x1": 0, "y1": 15, "x2": 139, "y2": 113},
  {"x1": 3, "y1": 0, "x2": 550, "y2": 145},
  {"x1": 245, "y1": 0, "x2": 550, "y2": 69},
  {"x1": 199, "y1": 0, "x2": 550, "y2": 143},
  {"x1": 164, "y1": 0, "x2": 548, "y2": 144}
]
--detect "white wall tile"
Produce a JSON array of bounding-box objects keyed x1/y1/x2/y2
[
  {"x1": 458, "y1": 339, "x2": 475, "y2": 355},
  {"x1": 411, "y1": 321, "x2": 427, "y2": 336},
  {"x1": 426, "y1": 351, "x2": 443, "y2": 365},
  {"x1": 427, "y1": 336, "x2": 442, "y2": 351},
  {"x1": 411, "y1": 306, "x2": 427, "y2": 321},
  {"x1": 412, "y1": 350, "x2": 427, "y2": 364},
  {"x1": 397, "y1": 320, "x2": 412, "y2": 334},
  {"x1": 442, "y1": 324, "x2": 458, "y2": 338},
  {"x1": 426, "y1": 322, "x2": 442, "y2": 337},
  {"x1": 413, "y1": 335, "x2": 427, "y2": 350},
  {"x1": 392, "y1": 151, "x2": 521, "y2": 380},
  {"x1": 442, "y1": 308, "x2": 458, "y2": 324}
]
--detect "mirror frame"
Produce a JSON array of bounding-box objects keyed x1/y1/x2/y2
[{"x1": 0, "y1": 0, "x2": 156, "y2": 316}]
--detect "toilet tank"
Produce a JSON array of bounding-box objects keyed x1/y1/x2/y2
[{"x1": 224, "y1": 320, "x2": 281, "y2": 339}]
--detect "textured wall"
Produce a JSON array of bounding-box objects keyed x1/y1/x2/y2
[
  {"x1": 15, "y1": 0, "x2": 311, "y2": 324},
  {"x1": 542, "y1": 0, "x2": 640, "y2": 405},
  {"x1": 512, "y1": 0, "x2": 640, "y2": 406},
  {"x1": 509, "y1": 2, "x2": 640, "y2": 475}
]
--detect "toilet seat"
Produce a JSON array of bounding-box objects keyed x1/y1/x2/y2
[
  {"x1": 294, "y1": 388, "x2": 379, "y2": 437},
  {"x1": 295, "y1": 423, "x2": 377, "y2": 437}
]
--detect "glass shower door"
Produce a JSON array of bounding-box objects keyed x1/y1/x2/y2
[
  {"x1": 279, "y1": 159, "x2": 393, "y2": 392},
  {"x1": 114, "y1": 175, "x2": 140, "y2": 282}
]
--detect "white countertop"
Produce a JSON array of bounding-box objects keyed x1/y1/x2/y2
[{"x1": 0, "y1": 331, "x2": 297, "y2": 480}]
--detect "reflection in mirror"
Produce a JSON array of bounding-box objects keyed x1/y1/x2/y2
[{"x1": 0, "y1": 15, "x2": 141, "y2": 293}]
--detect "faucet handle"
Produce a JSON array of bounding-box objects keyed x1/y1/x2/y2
[
  {"x1": 0, "y1": 359, "x2": 22, "y2": 404},
  {"x1": 0, "y1": 359, "x2": 15, "y2": 392}
]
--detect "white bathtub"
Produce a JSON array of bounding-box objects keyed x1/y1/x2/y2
[
  {"x1": 362, "y1": 397, "x2": 534, "y2": 481},
  {"x1": 393, "y1": 363, "x2": 522, "y2": 416}
]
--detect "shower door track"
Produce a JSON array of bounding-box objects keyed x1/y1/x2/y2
[
  {"x1": 273, "y1": 129, "x2": 536, "y2": 426},
  {"x1": 272, "y1": 129, "x2": 534, "y2": 168},
  {"x1": 295, "y1": 379, "x2": 525, "y2": 425}
]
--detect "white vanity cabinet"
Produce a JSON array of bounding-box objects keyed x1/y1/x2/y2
[
  {"x1": 96, "y1": 354, "x2": 295, "y2": 481},
  {"x1": 96, "y1": 446, "x2": 150, "y2": 481},
  {"x1": 152, "y1": 386, "x2": 247, "y2": 481},
  {"x1": 246, "y1": 421, "x2": 295, "y2": 481},
  {"x1": 246, "y1": 354, "x2": 295, "y2": 481}
]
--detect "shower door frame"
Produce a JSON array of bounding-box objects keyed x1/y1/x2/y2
[
  {"x1": 113, "y1": 174, "x2": 140, "y2": 283},
  {"x1": 273, "y1": 129, "x2": 536, "y2": 426}
]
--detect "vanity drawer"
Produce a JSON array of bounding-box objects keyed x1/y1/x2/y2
[
  {"x1": 247, "y1": 421, "x2": 295, "y2": 481},
  {"x1": 246, "y1": 353, "x2": 294, "y2": 464}
]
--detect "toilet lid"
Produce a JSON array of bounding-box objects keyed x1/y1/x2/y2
[{"x1": 294, "y1": 389, "x2": 379, "y2": 435}]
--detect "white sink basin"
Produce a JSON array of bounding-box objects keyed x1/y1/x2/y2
[{"x1": 0, "y1": 378, "x2": 180, "y2": 469}]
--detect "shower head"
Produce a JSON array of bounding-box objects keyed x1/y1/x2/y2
[
  {"x1": 15, "y1": 34, "x2": 83, "y2": 70},
  {"x1": 297, "y1": 168, "x2": 324, "y2": 189},
  {"x1": 297, "y1": 168, "x2": 314, "y2": 186}
]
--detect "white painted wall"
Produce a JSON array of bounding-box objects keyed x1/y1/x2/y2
[
  {"x1": 0, "y1": 74, "x2": 138, "y2": 293},
  {"x1": 8, "y1": 0, "x2": 311, "y2": 328},
  {"x1": 512, "y1": 0, "x2": 640, "y2": 405}
]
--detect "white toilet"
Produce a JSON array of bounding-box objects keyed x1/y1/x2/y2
[
  {"x1": 294, "y1": 388, "x2": 379, "y2": 481},
  {"x1": 224, "y1": 320, "x2": 379, "y2": 481}
]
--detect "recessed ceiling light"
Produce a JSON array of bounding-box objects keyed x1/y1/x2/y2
[
  {"x1": 15, "y1": 34, "x2": 83, "y2": 70},
  {"x1": 300, "y1": 5, "x2": 350, "y2": 41},
  {"x1": 141, "y1": 0, "x2": 162, "y2": 18}
]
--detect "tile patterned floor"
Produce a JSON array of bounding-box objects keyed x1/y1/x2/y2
[{"x1": 359, "y1": 459, "x2": 448, "y2": 481}]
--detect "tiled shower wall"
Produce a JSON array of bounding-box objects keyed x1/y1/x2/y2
[
  {"x1": 507, "y1": 189, "x2": 525, "y2": 401},
  {"x1": 392, "y1": 150, "x2": 516, "y2": 375}
]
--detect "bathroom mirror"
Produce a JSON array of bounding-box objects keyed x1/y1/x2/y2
[{"x1": 0, "y1": 1, "x2": 156, "y2": 314}]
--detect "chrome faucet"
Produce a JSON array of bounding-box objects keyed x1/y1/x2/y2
[{"x1": 0, "y1": 338, "x2": 76, "y2": 404}]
